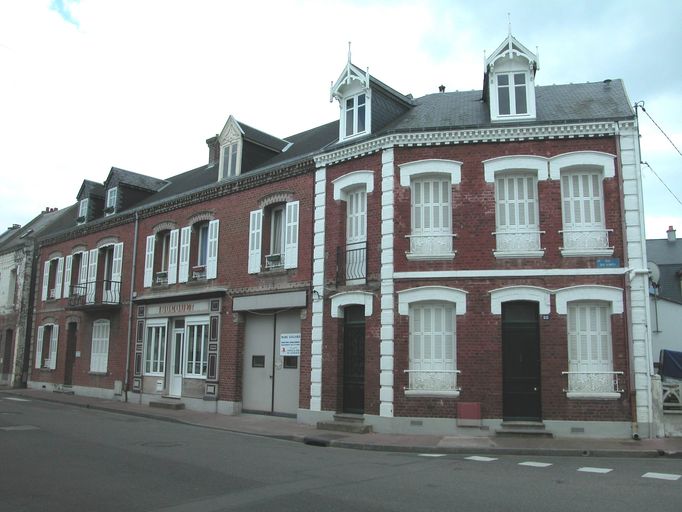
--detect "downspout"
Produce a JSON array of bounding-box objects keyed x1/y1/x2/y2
[
  {"x1": 123, "y1": 211, "x2": 140, "y2": 402},
  {"x1": 21, "y1": 241, "x2": 39, "y2": 388}
]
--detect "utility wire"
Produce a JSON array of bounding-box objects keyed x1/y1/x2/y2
[
  {"x1": 635, "y1": 101, "x2": 682, "y2": 157},
  {"x1": 641, "y1": 161, "x2": 682, "y2": 208}
]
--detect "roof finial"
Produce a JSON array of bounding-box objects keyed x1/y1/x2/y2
[
  {"x1": 507, "y1": 12, "x2": 512, "y2": 36},
  {"x1": 348, "y1": 41, "x2": 352, "y2": 64}
]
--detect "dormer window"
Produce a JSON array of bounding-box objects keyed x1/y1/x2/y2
[
  {"x1": 77, "y1": 198, "x2": 89, "y2": 224},
  {"x1": 105, "y1": 187, "x2": 117, "y2": 216},
  {"x1": 485, "y1": 33, "x2": 538, "y2": 123},
  {"x1": 220, "y1": 141, "x2": 240, "y2": 179},
  {"x1": 497, "y1": 73, "x2": 528, "y2": 116},
  {"x1": 344, "y1": 93, "x2": 367, "y2": 138}
]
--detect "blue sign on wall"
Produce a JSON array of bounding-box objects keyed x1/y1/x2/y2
[{"x1": 596, "y1": 258, "x2": 620, "y2": 268}]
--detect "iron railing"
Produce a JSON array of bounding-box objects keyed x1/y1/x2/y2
[
  {"x1": 337, "y1": 243, "x2": 367, "y2": 284},
  {"x1": 68, "y1": 280, "x2": 121, "y2": 308},
  {"x1": 662, "y1": 382, "x2": 682, "y2": 412}
]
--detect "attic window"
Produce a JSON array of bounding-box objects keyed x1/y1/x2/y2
[
  {"x1": 344, "y1": 93, "x2": 367, "y2": 138},
  {"x1": 497, "y1": 73, "x2": 528, "y2": 116},
  {"x1": 219, "y1": 141, "x2": 241, "y2": 179},
  {"x1": 78, "y1": 198, "x2": 89, "y2": 223},
  {"x1": 105, "y1": 187, "x2": 117, "y2": 216}
]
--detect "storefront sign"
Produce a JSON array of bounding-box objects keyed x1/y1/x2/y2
[
  {"x1": 280, "y1": 333, "x2": 301, "y2": 356},
  {"x1": 145, "y1": 300, "x2": 211, "y2": 318}
]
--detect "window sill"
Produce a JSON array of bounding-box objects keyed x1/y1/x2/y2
[
  {"x1": 183, "y1": 374, "x2": 207, "y2": 380},
  {"x1": 561, "y1": 248, "x2": 614, "y2": 258},
  {"x1": 406, "y1": 252, "x2": 456, "y2": 261},
  {"x1": 566, "y1": 392, "x2": 621, "y2": 400},
  {"x1": 405, "y1": 389, "x2": 460, "y2": 398},
  {"x1": 88, "y1": 371, "x2": 108, "y2": 376},
  {"x1": 345, "y1": 278, "x2": 367, "y2": 286},
  {"x1": 494, "y1": 250, "x2": 544, "y2": 259}
]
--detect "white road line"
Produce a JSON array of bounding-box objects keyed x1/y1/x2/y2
[
  {"x1": 577, "y1": 467, "x2": 613, "y2": 474},
  {"x1": 519, "y1": 461, "x2": 553, "y2": 468},
  {"x1": 419, "y1": 454, "x2": 447, "y2": 457},
  {"x1": 642, "y1": 472, "x2": 681, "y2": 481},
  {"x1": 0, "y1": 425, "x2": 39, "y2": 431},
  {"x1": 465, "y1": 456, "x2": 498, "y2": 462},
  {"x1": 4, "y1": 397, "x2": 30, "y2": 402}
]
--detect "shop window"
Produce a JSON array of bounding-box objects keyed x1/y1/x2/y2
[
  {"x1": 144, "y1": 321, "x2": 167, "y2": 376},
  {"x1": 185, "y1": 320, "x2": 208, "y2": 377}
]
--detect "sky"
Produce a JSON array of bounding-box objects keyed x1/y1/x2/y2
[{"x1": 1, "y1": 0, "x2": 681, "y2": 242}]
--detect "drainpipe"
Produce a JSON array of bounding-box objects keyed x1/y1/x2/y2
[{"x1": 123, "y1": 211, "x2": 140, "y2": 402}]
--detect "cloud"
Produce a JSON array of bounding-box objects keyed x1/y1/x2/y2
[{"x1": 49, "y1": 0, "x2": 79, "y2": 27}]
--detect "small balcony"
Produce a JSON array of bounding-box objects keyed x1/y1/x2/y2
[
  {"x1": 562, "y1": 370, "x2": 624, "y2": 399},
  {"x1": 406, "y1": 233, "x2": 456, "y2": 260},
  {"x1": 560, "y1": 227, "x2": 614, "y2": 257},
  {"x1": 493, "y1": 230, "x2": 544, "y2": 258},
  {"x1": 336, "y1": 243, "x2": 367, "y2": 285},
  {"x1": 191, "y1": 265, "x2": 206, "y2": 280},
  {"x1": 265, "y1": 254, "x2": 283, "y2": 270},
  {"x1": 404, "y1": 369, "x2": 461, "y2": 397},
  {"x1": 68, "y1": 280, "x2": 121, "y2": 310},
  {"x1": 154, "y1": 271, "x2": 168, "y2": 286}
]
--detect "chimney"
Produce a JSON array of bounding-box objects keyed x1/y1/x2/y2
[
  {"x1": 206, "y1": 135, "x2": 220, "y2": 167},
  {"x1": 438, "y1": 84, "x2": 446, "y2": 93},
  {"x1": 667, "y1": 225, "x2": 676, "y2": 242},
  {"x1": 7, "y1": 223, "x2": 21, "y2": 230}
]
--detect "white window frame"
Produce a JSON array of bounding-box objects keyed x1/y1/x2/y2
[
  {"x1": 219, "y1": 141, "x2": 241, "y2": 179},
  {"x1": 35, "y1": 323, "x2": 58, "y2": 370},
  {"x1": 144, "y1": 319, "x2": 167, "y2": 376},
  {"x1": 494, "y1": 172, "x2": 543, "y2": 257},
  {"x1": 559, "y1": 168, "x2": 613, "y2": 257},
  {"x1": 342, "y1": 92, "x2": 368, "y2": 139},
  {"x1": 105, "y1": 187, "x2": 117, "y2": 215},
  {"x1": 78, "y1": 198, "x2": 89, "y2": 222},
  {"x1": 197, "y1": 222, "x2": 210, "y2": 267},
  {"x1": 269, "y1": 206, "x2": 285, "y2": 261},
  {"x1": 184, "y1": 316, "x2": 209, "y2": 378},
  {"x1": 249, "y1": 201, "x2": 299, "y2": 273},
  {"x1": 90, "y1": 319, "x2": 110, "y2": 374},
  {"x1": 496, "y1": 72, "x2": 529, "y2": 116}
]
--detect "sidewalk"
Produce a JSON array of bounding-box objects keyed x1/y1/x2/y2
[{"x1": 3, "y1": 387, "x2": 682, "y2": 458}]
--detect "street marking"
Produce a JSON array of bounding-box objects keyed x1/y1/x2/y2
[
  {"x1": 642, "y1": 472, "x2": 681, "y2": 481},
  {"x1": 4, "y1": 397, "x2": 30, "y2": 402},
  {"x1": 0, "y1": 425, "x2": 39, "y2": 431},
  {"x1": 578, "y1": 467, "x2": 613, "y2": 474},
  {"x1": 519, "y1": 461, "x2": 552, "y2": 468},
  {"x1": 419, "y1": 454, "x2": 447, "y2": 457},
  {"x1": 465, "y1": 456, "x2": 498, "y2": 462}
]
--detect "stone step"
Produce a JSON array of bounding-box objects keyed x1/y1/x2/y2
[
  {"x1": 149, "y1": 400, "x2": 185, "y2": 411},
  {"x1": 496, "y1": 422, "x2": 553, "y2": 438},
  {"x1": 316, "y1": 421, "x2": 373, "y2": 434},
  {"x1": 333, "y1": 413, "x2": 365, "y2": 424}
]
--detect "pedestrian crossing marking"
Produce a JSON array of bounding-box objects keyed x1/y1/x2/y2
[
  {"x1": 419, "y1": 454, "x2": 447, "y2": 457},
  {"x1": 4, "y1": 397, "x2": 30, "y2": 402},
  {"x1": 642, "y1": 472, "x2": 681, "y2": 481},
  {"x1": 519, "y1": 461, "x2": 552, "y2": 468},
  {"x1": 465, "y1": 456, "x2": 498, "y2": 462},
  {"x1": 578, "y1": 467, "x2": 612, "y2": 474}
]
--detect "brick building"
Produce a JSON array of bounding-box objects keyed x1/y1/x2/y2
[
  {"x1": 305, "y1": 34, "x2": 653, "y2": 438},
  {"x1": 27, "y1": 32, "x2": 654, "y2": 437}
]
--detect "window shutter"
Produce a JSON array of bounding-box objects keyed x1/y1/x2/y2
[
  {"x1": 167, "y1": 229, "x2": 179, "y2": 284},
  {"x1": 111, "y1": 243, "x2": 123, "y2": 302},
  {"x1": 41, "y1": 260, "x2": 50, "y2": 301},
  {"x1": 284, "y1": 201, "x2": 299, "y2": 269},
  {"x1": 178, "y1": 226, "x2": 191, "y2": 283},
  {"x1": 86, "y1": 249, "x2": 98, "y2": 304},
  {"x1": 90, "y1": 320, "x2": 110, "y2": 373},
  {"x1": 53, "y1": 257, "x2": 64, "y2": 300},
  {"x1": 35, "y1": 325, "x2": 44, "y2": 368},
  {"x1": 248, "y1": 210, "x2": 262, "y2": 274},
  {"x1": 78, "y1": 251, "x2": 89, "y2": 286},
  {"x1": 63, "y1": 255, "x2": 72, "y2": 298},
  {"x1": 143, "y1": 235, "x2": 155, "y2": 288},
  {"x1": 206, "y1": 219, "x2": 219, "y2": 280},
  {"x1": 49, "y1": 324, "x2": 59, "y2": 370}
]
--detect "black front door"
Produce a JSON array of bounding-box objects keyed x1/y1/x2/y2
[
  {"x1": 1, "y1": 329, "x2": 13, "y2": 380},
  {"x1": 64, "y1": 322, "x2": 78, "y2": 386},
  {"x1": 343, "y1": 306, "x2": 365, "y2": 414},
  {"x1": 502, "y1": 302, "x2": 541, "y2": 421}
]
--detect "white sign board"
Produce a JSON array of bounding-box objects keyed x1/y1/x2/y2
[{"x1": 280, "y1": 333, "x2": 301, "y2": 356}]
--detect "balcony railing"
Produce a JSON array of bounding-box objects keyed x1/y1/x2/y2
[
  {"x1": 662, "y1": 382, "x2": 682, "y2": 413},
  {"x1": 154, "y1": 271, "x2": 168, "y2": 286},
  {"x1": 68, "y1": 280, "x2": 121, "y2": 308},
  {"x1": 404, "y1": 369, "x2": 461, "y2": 395},
  {"x1": 265, "y1": 254, "x2": 283, "y2": 270},
  {"x1": 337, "y1": 243, "x2": 367, "y2": 284},
  {"x1": 562, "y1": 371, "x2": 624, "y2": 396},
  {"x1": 493, "y1": 230, "x2": 543, "y2": 254},
  {"x1": 560, "y1": 227, "x2": 613, "y2": 255}
]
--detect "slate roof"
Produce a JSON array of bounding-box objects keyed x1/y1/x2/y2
[
  {"x1": 78, "y1": 179, "x2": 105, "y2": 199},
  {"x1": 647, "y1": 237, "x2": 682, "y2": 304},
  {"x1": 239, "y1": 122, "x2": 290, "y2": 152},
  {"x1": 0, "y1": 207, "x2": 76, "y2": 254},
  {"x1": 105, "y1": 167, "x2": 169, "y2": 192},
  {"x1": 382, "y1": 80, "x2": 633, "y2": 134}
]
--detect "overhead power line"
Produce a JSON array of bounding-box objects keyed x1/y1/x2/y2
[
  {"x1": 635, "y1": 101, "x2": 682, "y2": 158},
  {"x1": 641, "y1": 161, "x2": 682, "y2": 208}
]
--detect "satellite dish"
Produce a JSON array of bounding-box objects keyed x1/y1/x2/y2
[{"x1": 647, "y1": 261, "x2": 661, "y2": 286}]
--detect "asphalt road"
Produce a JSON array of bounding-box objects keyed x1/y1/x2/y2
[{"x1": 1, "y1": 397, "x2": 680, "y2": 511}]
